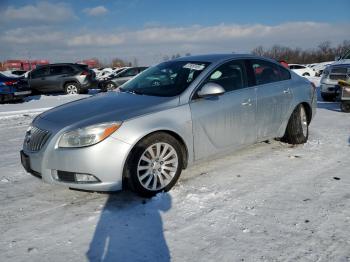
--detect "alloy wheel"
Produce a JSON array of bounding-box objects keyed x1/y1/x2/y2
[{"x1": 137, "y1": 142, "x2": 179, "y2": 191}]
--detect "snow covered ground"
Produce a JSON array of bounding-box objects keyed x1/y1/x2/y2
[{"x1": 0, "y1": 82, "x2": 349, "y2": 262}]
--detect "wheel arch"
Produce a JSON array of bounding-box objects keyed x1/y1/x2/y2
[
  {"x1": 122, "y1": 129, "x2": 189, "y2": 189},
  {"x1": 300, "y1": 101, "x2": 312, "y2": 124},
  {"x1": 63, "y1": 80, "x2": 80, "y2": 90}
]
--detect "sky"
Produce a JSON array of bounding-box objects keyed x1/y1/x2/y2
[{"x1": 0, "y1": 0, "x2": 349, "y2": 65}]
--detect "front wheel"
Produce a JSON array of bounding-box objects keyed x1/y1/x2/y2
[
  {"x1": 340, "y1": 101, "x2": 350, "y2": 112},
  {"x1": 102, "y1": 81, "x2": 117, "y2": 92},
  {"x1": 282, "y1": 104, "x2": 309, "y2": 144},
  {"x1": 126, "y1": 133, "x2": 183, "y2": 197}
]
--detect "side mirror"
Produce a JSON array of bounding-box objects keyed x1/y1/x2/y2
[{"x1": 197, "y1": 82, "x2": 225, "y2": 98}]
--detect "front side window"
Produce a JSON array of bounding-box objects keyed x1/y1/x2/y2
[
  {"x1": 31, "y1": 67, "x2": 49, "y2": 78},
  {"x1": 204, "y1": 60, "x2": 247, "y2": 92},
  {"x1": 121, "y1": 61, "x2": 210, "y2": 97},
  {"x1": 251, "y1": 60, "x2": 282, "y2": 85},
  {"x1": 120, "y1": 68, "x2": 139, "y2": 77}
]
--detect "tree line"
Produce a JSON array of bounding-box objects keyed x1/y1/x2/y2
[
  {"x1": 95, "y1": 40, "x2": 350, "y2": 68},
  {"x1": 251, "y1": 40, "x2": 350, "y2": 64}
]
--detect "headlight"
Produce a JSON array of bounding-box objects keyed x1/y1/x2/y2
[{"x1": 58, "y1": 122, "x2": 122, "y2": 148}]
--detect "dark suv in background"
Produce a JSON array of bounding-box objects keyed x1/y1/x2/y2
[{"x1": 27, "y1": 63, "x2": 97, "y2": 94}]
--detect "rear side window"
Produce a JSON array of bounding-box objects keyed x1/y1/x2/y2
[
  {"x1": 251, "y1": 59, "x2": 287, "y2": 85},
  {"x1": 279, "y1": 66, "x2": 291, "y2": 81},
  {"x1": 50, "y1": 65, "x2": 75, "y2": 75},
  {"x1": 205, "y1": 60, "x2": 247, "y2": 92}
]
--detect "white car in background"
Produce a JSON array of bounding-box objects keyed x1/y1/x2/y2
[
  {"x1": 1, "y1": 70, "x2": 27, "y2": 78},
  {"x1": 289, "y1": 64, "x2": 316, "y2": 77}
]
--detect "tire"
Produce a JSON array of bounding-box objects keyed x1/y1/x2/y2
[
  {"x1": 302, "y1": 73, "x2": 310, "y2": 77},
  {"x1": 282, "y1": 104, "x2": 309, "y2": 144},
  {"x1": 340, "y1": 101, "x2": 350, "y2": 112},
  {"x1": 102, "y1": 81, "x2": 117, "y2": 92},
  {"x1": 321, "y1": 93, "x2": 335, "y2": 102},
  {"x1": 125, "y1": 133, "x2": 183, "y2": 197},
  {"x1": 64, "y1": 82, "x2": 80, "y2": 95}
]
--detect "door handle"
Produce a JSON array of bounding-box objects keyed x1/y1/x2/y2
[
  {"x1": 283, "y1": 89, "x2": 291, "y2": 94},
  {"x1": 241, "y1": 99, "x2": 252, "y2": 106}
]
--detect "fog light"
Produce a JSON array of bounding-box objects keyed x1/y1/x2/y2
[
  {"x1": 51, "y1": 170, "x2": 59, "y2": 180},
  {"x1": 75, "y1": 173, "x2": 99, "y2": 183}
]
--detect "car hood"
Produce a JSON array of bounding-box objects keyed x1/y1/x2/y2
[
  {"x1": 332, "y1": 59, "x2": 350, "y2": 66},
  {"x1": 38, "y1": 92, "x2": 178, "y2": 129}
]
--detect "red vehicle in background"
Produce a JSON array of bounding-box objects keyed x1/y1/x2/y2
[{"x1": 2, "y1": 59, "x2": 49, "y2": 71}]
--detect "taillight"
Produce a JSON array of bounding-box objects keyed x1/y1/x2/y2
[
  {"x1": 4, "y1": 80, "x2": 17, "y2": 86},
  {"x1": 80, "y1": 71, "x2": 89, "y2": 76}
]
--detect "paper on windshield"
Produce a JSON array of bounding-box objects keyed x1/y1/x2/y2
[{"x1": 183, "y1": 63, "x2": 205, "y2": 71}]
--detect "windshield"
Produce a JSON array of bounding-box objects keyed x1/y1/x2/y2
[
  {"x1": 120, "y1": 61, "x2": 210, "y2": 97},
  {"x1": 342, "y1": 50, "x2": 350, "y2": 60}
]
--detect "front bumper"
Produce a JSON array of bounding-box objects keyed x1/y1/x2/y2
[{"x1": 21, "y1": 133, "x2": 132, "y2": 191}]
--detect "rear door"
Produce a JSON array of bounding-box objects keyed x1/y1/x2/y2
[
  {"x1": 249, "y1": 59, "x2": 293, "y2": 140},
  {"x1": 190, "y1": 60, "x2": 257, "y2": 160},
  {"x1": 46, "y1": 65, "x2": 67, "y2": 91}
]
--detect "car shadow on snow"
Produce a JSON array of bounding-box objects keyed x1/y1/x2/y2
[
  {"x1": 317, "y1": 101, "x2": 340, "y2": 112},
  {"x1": 86, "y1": 191, "x2": 171, "y2": 262}
]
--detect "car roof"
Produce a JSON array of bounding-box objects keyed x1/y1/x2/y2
[{"x1": 173, "y1": 53, "x2": 258, "y2": 63}]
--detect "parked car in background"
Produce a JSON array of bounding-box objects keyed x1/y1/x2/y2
[
  {"x1": 320, "y1": 63, "x2": 350, "y2": 101},
  {"x1": 0, "y1": 73, "x2": 31, "y2": 102},
  {"x1": 99, "y1": 66, "x2": 148, "y2": 91},
  {"x1": 312, "y1": 61, "x2": 333, "y2": 77},
  {"x1": 1, "y1": 70, "x2": 27, "y2": 78},
  {"x1": 289, "y1": 64, "x2": 315, "y2": 77},
  {"x1": 21, "y1": 54, "x2": 316, "y2": 197},
  {"x1": 27, "y1": 63, "x2": 97, "y2": 94}
]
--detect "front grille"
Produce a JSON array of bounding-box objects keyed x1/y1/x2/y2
[
  {"x1": 331, "y1": 67, "x2": 348, "y2": 74},
  {"x1": 329, "y1": 74, "x2": 348, "y2": 81},
  {"x1": 24, "y1": 126, "x2": 51, "y2": 152}
]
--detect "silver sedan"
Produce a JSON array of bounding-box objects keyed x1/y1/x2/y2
[{"x1": 21, "y1": 54, "x2": 317, "y2": 197}]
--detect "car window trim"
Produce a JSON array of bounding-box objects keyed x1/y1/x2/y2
[
  {"x1": 190, "y1": 58, "x2": 250, "y2": 101},
  {"x1": 248, "y1": 58, "x2": 291, "y2": 87}
]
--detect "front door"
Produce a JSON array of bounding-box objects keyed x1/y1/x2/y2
[
  {"x1": 190, "y1": 60, "x2": 257, "y2": 161},
  {"x1": 28, "y1": 66, "x2": 50, "y2": 92}
]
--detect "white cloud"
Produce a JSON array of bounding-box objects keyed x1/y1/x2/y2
[
  {"x1": 0, "y1": 22, "x2": 349, "y2": 64},
  {"x1": 67, "y1": 34, "x2": 124, "y2": 46},
  {"x1": 1, "y1": 2, "x2": 76, "y2": 23},
  {"x1": 83, "y1": 6, "x2": 108, "y2": 16}
]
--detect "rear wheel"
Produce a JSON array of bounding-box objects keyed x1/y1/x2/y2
[
  {"x1": 126, "y1": 133, "x2": 183, "y2": 197},
  {"x1": 282, "y1": 104, "x2": 309, "y2": 144},
  {"x1": 302, "y1": 72, "x2": 310, "y2": 77},
  {"x1": 64, "y1": 83, "x2": 80, "y2": 95}
]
